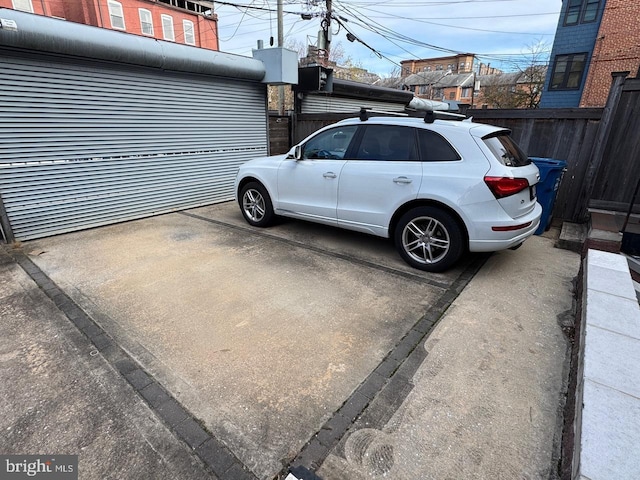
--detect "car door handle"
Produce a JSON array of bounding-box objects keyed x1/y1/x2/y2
[
  {"x1": 323, "y1": 172, "x2": 337, "y2": 179},
  {"x1": 393, "y1": 176, "x2": 412, "y2": 184}
]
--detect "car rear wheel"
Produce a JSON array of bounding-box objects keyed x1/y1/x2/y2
[
  {"x1": 240, "y1": 182, "x2": 275, "y2": 227},
  {"x1": 395, "y1": 207, "x2": 464, "y2": 272}
]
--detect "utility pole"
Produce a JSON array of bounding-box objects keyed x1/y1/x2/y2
[
  {"x1": 277, "y1": 0, "x2": 285, "y2": 115},
  {"x1": 322, "y1": 0, "x2": 332, "y2": 66}
]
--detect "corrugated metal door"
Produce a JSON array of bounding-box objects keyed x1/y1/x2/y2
[
  {"x1": 0, "y1": 49, "x2": 267, "y2": 241},
  {"x1": 301, "y1": 94, "x2": 407, "y2": 114}
]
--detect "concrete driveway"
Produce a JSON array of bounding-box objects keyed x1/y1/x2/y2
[{"x1": 22, "y1": 201, "x2": 483, "y2": 479}]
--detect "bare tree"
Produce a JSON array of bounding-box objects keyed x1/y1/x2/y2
[
  {"x1": 478, "y1": 74, "x2": 523, "y2": 109},
  {"x1": 512, "y1": 39, "x2": 549, "y2": 108},
  {"x1": 478, "y1": 40, "x2": 548, "y2": 109}
]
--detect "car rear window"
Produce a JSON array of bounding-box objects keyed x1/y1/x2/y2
[{"x1": 482, "y1": 132, "x2": 531, "y2": 167}]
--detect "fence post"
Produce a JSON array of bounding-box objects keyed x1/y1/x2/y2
[{"x1": 576, "y1": 71, "x2": 630, "y2": 221}]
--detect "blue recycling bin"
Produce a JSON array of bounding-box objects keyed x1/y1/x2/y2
[{"x1": 530, "y1": 157, "x2": 567, "y2": 235}]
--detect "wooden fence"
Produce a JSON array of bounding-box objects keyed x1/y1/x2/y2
[
  {"x1": 589, "y1": 77, "x2": 640, "y2": 212},
  {"x1": 268, "y1": 114, "x2": 291, "y2": 156}
]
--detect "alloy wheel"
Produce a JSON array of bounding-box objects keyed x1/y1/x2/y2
[
  {"x1": 401, "y1": 216, "x2": 451, "y2": 265},
  {"x1": 242, "y1": 188, "x2": 266, "y2": 223}
]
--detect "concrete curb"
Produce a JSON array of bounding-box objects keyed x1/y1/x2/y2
[{"x1": 573, "y1": 249, "x2": 640, "y2": 479}]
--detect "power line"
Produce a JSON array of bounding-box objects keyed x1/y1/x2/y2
[{"x1": 213, "y1": 0, "x2": 559, "y2": 73}]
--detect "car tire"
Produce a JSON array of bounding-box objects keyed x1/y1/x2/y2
[
  {"x1": 239, "y1": 182, "x2": 275, "y2": 227},
  {"x1": 394, "y1": 206, "x2": 465, "y2": 272}
]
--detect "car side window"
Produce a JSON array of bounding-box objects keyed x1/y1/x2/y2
[
  {"x1": 302, "y1": 126, "x2": 357, "y2": 160},
  {"x1": 417, "y1": 129, "x2": 461, "y2": 162},
  {"x1": 354, "y1": 125, "x2": 418, "y2": 161}
]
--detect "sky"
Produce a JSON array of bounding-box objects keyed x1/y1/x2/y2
[{"x1": 212, "y1": 0, "x2": 562, "y2": 76}]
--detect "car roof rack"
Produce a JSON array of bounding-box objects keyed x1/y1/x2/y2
[
  {"x1": 423, "y1": 110, "x2": 467, "y2": 124},
  {"x1": 359, "y1": 107, "x2": 408, "y2": 121}
]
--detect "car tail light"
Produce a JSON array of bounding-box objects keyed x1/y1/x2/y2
[{"x1": 484, "y1": 176, "x2": 529, "y2": 199}]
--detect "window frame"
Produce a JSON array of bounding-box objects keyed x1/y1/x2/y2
[
  {"x1": 161, "y1": 14, "x2": 175, "y2": 41},
  {"x1": 139, "y1": 9, "x2": 154, "y2": 36},
  {"x1": 11, "y1": 0, "x2": 33, "y2": 13},
  {"x1": 581, "y1": 0, "x2": 600, "y2": 23},
  {"x1": 549, "y1": 53, "x2": 587, "y2": 91},
  {"x1": 107, "y1": 0, "x2": 125, "y2": 30},
  {"x1": 564, "y1": 0, "x2": 600, "y2": 26},
  {"x1": 183, "y1": 19, "x2": 195, "y2": 45}
]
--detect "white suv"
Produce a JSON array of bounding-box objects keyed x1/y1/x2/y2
[{"x1": 235, "y1": 112, "x2": 542, "y2": 272}]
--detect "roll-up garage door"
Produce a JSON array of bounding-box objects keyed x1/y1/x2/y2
[
  {"x1": 0, "y1": 49, "x2": 267, "y2": 241},
  {"x1": 301, "y1": 94, "x2": 407, "y2": 114}
]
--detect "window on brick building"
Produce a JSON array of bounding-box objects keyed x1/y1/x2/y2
[
  {"x1": 461, "y1": 87, "x2": 472, "y2": 98},
  {"x1": 183, "y1": 20, "x2": 195, "y2": 45},
  {"x1": 108, "y1": 1, "x2": 125, "y2": 30},
  {"x1": 156, "y1": 0, "x2": 210, "y2": 15},
  {"x1": 564, "y1": 0, "x2": 600, "y2": 26},
  {"x1": 139, "y1": 9, "x2": 154, "y2": 36},
  {"x1": 161, "y1": 14, "x2": 175, "y2": 41},
  {"x1": 549, "y1": 53, "x2": 587, "y2": 90},
  {"x1": 11, "y1": 0, "x2": 33, "y2": 12},
  {"x1": 449, "y1": 92, "x2": 455, "y2": 100}
]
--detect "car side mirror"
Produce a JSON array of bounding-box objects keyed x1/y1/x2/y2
[{"x1": 286, "y1": 145, "x2": 303, "y2": 160}]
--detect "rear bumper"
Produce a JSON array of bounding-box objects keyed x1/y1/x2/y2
[{"x1": 468, "y1": 203, "x2": 542, "y2": 252}]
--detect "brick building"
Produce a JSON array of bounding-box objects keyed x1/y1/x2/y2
[
  {"x1": 404, "y1": 68, "x2": 545, "y2": 109},
  {"x1": 2, "y1": 0, "x2": 218, "y2": 50},
  {"x1": 540, "y1": 0, "x2": 640, "y2": 108},
  {"x1": 400, "y1": 54, "x2": 502, "y2": 78},
  {"x1": 580, "y1": 0, "x2": 640, "y2": 107},
  {"x1": 401, "y1": 54, "x2": 476, "y2": 76},
  {"x1": 403, "y1": 71, "x2": 474, "y2": 105}
]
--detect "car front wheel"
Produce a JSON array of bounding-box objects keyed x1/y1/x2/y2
[
  {"x1": 239, "y1": 182, "x2": 275, "y2": 227},
  {"x1": 394, "y1": 207, "x2": 464, "y2": 272}
]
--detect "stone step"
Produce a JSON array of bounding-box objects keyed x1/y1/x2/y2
[{"x1": 556, "y1": 221, "x2": 588, "y2": 253}]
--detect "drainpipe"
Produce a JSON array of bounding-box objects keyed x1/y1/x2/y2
[
  {"x1": 96, "y1": 0, "x2": 104, "y2": 27},
  {"x1": 196, "y1": 14, "x2": 201, "y2": 47}
]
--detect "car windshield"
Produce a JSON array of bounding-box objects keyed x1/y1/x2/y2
[{"x1": 482, "y1": 132, "x2": 531, "y2": 167}]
